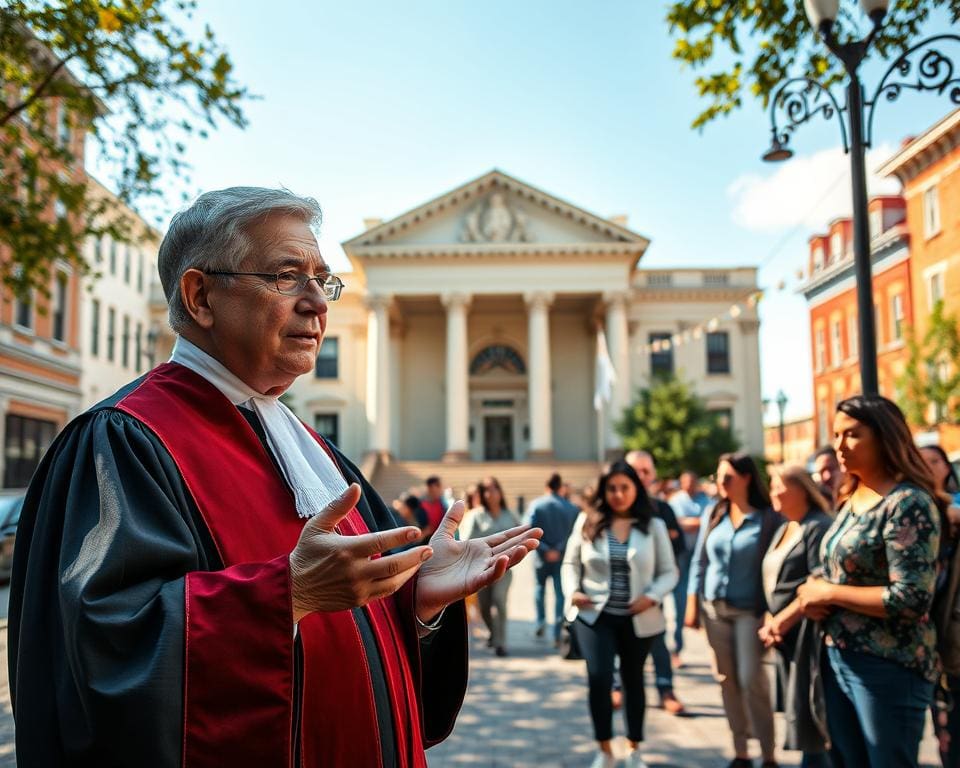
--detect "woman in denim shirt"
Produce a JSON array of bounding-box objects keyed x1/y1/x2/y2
[{"x1": 797, "y1": 396, "x2": 944, "y2": 768}]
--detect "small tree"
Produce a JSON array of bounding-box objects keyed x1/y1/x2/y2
[
  {"x1": 615, "y1": 375, "x2": 740, "y2": 478},
  {"x1": 1, "y1": 1, "x2": 250, "y2": 297},
  {"x1": 897, "y1": 300, "x2": 960, "y2": 426}
]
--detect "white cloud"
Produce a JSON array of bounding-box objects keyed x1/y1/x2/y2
[{"x1": 727, "y1": 143, "x2": 901, "y2": 234}]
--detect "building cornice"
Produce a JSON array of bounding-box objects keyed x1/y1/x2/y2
[
  {"x1": 798, "y1": 230, "x2": 909, "y2": 303},
  {"x1": 348, "y1": 242, "x2": 646, "y2": 262},
  {"x1": 631, "y1": 287, "x2": 759, "y2": 303},
  {"x1": 877, "y1": 108, "x2": 960, "y2": 184},
  {"x1": 0, "y1": 337, "x2": 82, "y2": 378}
]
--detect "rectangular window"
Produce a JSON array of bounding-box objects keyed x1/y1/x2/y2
[
  {"x1": 869, "y1": 209, "x2": 882, "y2": 240},
  {"x1": 830, "y1": 319, "x2": 842, "y2": 367},
  {"x1": 648, "y1": 332, "x2": 674, "y2": 378},
  {"x1": 924, "y1": 186, "x2": 941, "y2": 238},
  {"x1": 847, "y1": 314, "x2": 858, "y2": 361},
  {"x1": 874, "y1": 302, "x2": 883, "y2": 348},
  {"x1": 57, "y1": 103, "x2": 70, "y2": 147},
  {"x1": 813, "y1": 247, "x2": 824, "y2": 272},
  {"x1": 314, "y1": 413, "x2": 340, "y2": 446},
  {"x1": 52, "y1": 271, "x2": 68, "y2": 342},
  {"x1": 121, "y1": 315, "x2": 130, "y2": 368},
  {"x1": 815, "y1": 327, "x2": 826, "y2": 373},
  {"x1": 710, "y1": 408, "x2": 733, "y2": 433},
  {"x1": 109, "y1": 239, "x2": 117, "y2": 275},
  {"x1": 135, "y1": 321, "x2": 143, "y2": 370},
  {"x1": 706, "y1": 331, "x2": 730, "y2": 374},
  {"x1": 90, "y1": 299, "x2": 100, "y2": 357},
  {"x1": 929, "y1": 270, "x2": 945, "y2": 307},
  {"x1": 830, "y1": 232, "x2": 842, "y2": 263},
  {"x1": 137, "y1": 250, "x2": 144, "y2": 293},
  {"x1": 106, "y1": 307, "x2": 116, "y2": 362},
  {"x1": 818, "y1": 400, "x2": 829, "y2": 446},
  {"x1": 95, "y1": 236, "x2": 104, "y2": 264},
  {"x1": 4, "y1": 414, "x2": 57, "y2": 488},
  {"x1": 891, "y1": 294, "x2": 905, "y2": 341},
  {"x1": 54, "y1": 197, "x2": 66, "y2": 221},
  {"x1": 123, "y1": 246, "x2": 132, "y2": 284},
  {"x1": 314, "y1": 337, "x2": 339, "y2": 379},
  {"x1": 14, "y1": 291, "x2": 32, "y2": 330}
]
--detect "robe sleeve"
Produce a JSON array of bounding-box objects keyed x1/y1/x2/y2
[{"x1": 8, "y1": 408, "x2": 293, "y2": 767}]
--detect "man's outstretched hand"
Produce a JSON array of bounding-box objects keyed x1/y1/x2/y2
[
  {"x1": 415, "y1": 500, "x2": 543, "y2": 622},
  {"x1": 290, "y1": 484, "x2": 432, "y2": 622}
]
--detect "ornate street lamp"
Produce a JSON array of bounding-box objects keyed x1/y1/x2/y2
[
  {"x1": 776, "y1": 389, "x2": 789, "y2": 464},
  {"x1": 762, "y1": 0, "x2": 960, "y2": 396}
]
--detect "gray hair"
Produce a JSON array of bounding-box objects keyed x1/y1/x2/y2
[{"x1": 158, "y1": 187, "x2": 322, "y2": 333}]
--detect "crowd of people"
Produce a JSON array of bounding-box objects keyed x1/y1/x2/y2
[{"x1": 394, "y1": 395, "x2": 960, "y2": 768}]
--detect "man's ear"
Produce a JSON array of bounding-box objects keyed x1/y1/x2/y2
[{"x1": 180, "y1": 269, "x2": 215, "y2": 329}]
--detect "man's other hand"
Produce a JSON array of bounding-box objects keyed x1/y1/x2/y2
[
  {"x1": 415, "y1": 500, "x2": 543, "y2": 623},
  {"x1": 289, "y1": 484, "x2": 431, "y2": 622}
]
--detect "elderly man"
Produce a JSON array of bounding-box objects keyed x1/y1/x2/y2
[{"x1": 9, "y1": 188, "x2": 541, "y2": 767}]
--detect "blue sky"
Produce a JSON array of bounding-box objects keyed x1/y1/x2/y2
[{"x1": 107, "y1": 1, "x2": 956, "y2": 424}]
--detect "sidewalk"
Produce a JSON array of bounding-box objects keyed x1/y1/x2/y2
[{"x1": 427, "y1": 557, "x2": 940, "y2": 768}]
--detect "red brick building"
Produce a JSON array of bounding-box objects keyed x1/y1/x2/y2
[{"x1": 799, "y1": 197, "x2": 912, "y2": 448}]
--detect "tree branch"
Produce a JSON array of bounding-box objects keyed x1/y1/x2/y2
[{"x1": 0, "y1": 52, "x2": 77, "y2": 127}]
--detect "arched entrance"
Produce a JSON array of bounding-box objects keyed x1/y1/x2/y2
[{"x1": 468, "y1": 344, "x2": 528, "y2": 461}]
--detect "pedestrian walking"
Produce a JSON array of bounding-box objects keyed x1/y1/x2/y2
[
  {"x1": 669, "y1": 470, "x2": 712, "y2": 667},
  {"x1": 758, "y1": 466, "x2": 833, "y2": 768},
  {"x1": 686, "y1": 451, "x2": 781, "y2": 768},
  {"x1": 529, "y1": 472, "x2": 581, "y2": 644},
  {"x1": 563, "y1": 461, "x2": 678, "y2": 768},
  {"x1": 461, "y1": 477, "x2": 521, "y2": 657},
  {"x1": 797, "y1": 396, "x2": 943, "y2": 768},
  {"x1": 625, "y1": 451, "x2": 687, "y2": 715}
]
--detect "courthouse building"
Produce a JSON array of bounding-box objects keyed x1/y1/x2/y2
[{"x1": 286, "y1": 170, "x2": 763, "y2": 496}]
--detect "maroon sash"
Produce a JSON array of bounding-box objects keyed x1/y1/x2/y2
[{"x1": 117, "y1": 363, "x2": 427, "y2": 768}]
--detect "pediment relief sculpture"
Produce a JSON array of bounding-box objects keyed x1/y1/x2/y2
[{"x1": 460, "y1": 192, "x2": 533, "y2": 244}]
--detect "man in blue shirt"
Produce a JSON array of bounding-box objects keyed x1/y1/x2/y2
[{"x1": 528, "y1": 473, "x2": 580, "y2": 643}]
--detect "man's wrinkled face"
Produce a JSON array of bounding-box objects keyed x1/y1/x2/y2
[{"x1": 205, "y1": 215, "x2": 328, "y2": 395}]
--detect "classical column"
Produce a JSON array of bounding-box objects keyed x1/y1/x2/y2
[
  {"x1": 442, "y1": 292, "x2": 471, "y2": 461},
  {"x1": 604, "y1": 290, "x2": 631, "y2": 453},
  {"x1": 365, "y1": 294, "x2": 392, "y2": 457},
  {"x1": 524, "y1": 291, "x2": 554, "y2": 459}
]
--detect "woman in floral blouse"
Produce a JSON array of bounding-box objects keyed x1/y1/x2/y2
[{"x1": 797, "y1": 396, "x2": 944, "y2": 768}]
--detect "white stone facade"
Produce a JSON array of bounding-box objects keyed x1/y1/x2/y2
[{"x1": 286, "y1": 171, "x2": 764, "y2": 463}]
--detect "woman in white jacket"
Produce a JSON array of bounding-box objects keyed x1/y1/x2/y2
[{"x1": 562, "y1": 460, "x2": 678, "y2": 768}]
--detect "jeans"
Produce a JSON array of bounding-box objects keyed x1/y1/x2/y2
[
  {"x1": 574, "y1": 614, "x2": 657, "y2": 742},
  {"x1": 534, "y1": 559, "x2": 564, "y2": 639},
  {"x1": 824, "y1": 645, "x2": 933, "y2": 768},
  {"x1": 672, "y1": 549, "x2": 691, "y2": 654},
  {"x1": 649, "y1": 632, "x2": 673, "y2": 692}
]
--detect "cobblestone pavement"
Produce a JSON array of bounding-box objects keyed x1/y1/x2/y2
[
  {"x1": 0, "y1": 572, "x2": 940, "y2": 767},
  {"x1": 427, "y1": 557, "x2": 940, "y2": 768}
]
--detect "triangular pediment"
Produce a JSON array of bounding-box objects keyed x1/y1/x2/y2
[{"x1": 343, "y1": 170, "x2": 650, "y2": 256}]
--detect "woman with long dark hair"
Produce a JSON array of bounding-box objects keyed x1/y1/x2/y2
[
  {"x1": 758, "y1": 466, "x2": 833, "y2": 768},
  {"x1": 460, "y1": 476, "x2": 520, "y2": 657},
  {"x1": 797, "y1": 396, "x2": 943, "y2": 768},
  {"x1": 685, "y1": 452, "x2": 782, "y2": 768},
  {"x1": 562, "y1": 461, "x2": 677, "y2": 768}
]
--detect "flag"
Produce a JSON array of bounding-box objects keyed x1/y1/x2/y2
[{"x1": 594, "y1": 328, "x2": 617, "y2": 411}]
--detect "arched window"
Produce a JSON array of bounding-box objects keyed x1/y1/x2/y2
[{"x1": 469, "y1": 345, "x2": 526, "y2": 375}]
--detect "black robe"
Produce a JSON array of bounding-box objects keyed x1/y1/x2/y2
[{"x1": 8, "y1": 373, "x2": 466, "y2": 767}]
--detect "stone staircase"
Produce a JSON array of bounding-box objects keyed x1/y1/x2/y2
[{"x1": 370, "y1": 459, "x2": 602, "y2": 517}]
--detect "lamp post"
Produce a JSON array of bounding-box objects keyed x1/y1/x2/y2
[
  {"x1": 762, "y1": 0, "x2": 960, "y2": 396},
  {"x1": 776, "y1": 389, "x2": 789, "y2": 464}
]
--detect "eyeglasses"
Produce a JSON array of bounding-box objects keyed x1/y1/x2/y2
[{"x1": 205, "y1": 270, "x2": 345, "y2": 300}]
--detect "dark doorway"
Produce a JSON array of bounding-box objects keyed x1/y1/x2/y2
[{"x1": 483, "y1": 416, "x2": 513, "y2": 460}]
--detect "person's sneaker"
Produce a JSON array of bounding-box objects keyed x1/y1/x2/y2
[
  {"x1": 660, "y1": 689, "x2": 686, "y2": 715},
  {"x1": 760, "y1": 762, "x2": 779, "y2": 768},
  {"x1": 535, "y1": 625, "x2": 545, "y2": 638},
  {"x1": 727, "y1": 759, "x2": 753, "y2": 768},
  {"x1": 589, "y1": 752, "x2": 616, "y2": 768},
  {"x1": 494, "y1": 646, "x2": 508, "y2": 657},
  {"x1": 624, "y1": 751, "x2": 649, "y2": 768}
]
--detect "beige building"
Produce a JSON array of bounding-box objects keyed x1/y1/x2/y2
[
  {"x1": 80, "y1": 178, "x2": 162, "y2": 407},
  {"x1": 286, "y1": 171, "x2": 764, "y2": 493}
]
